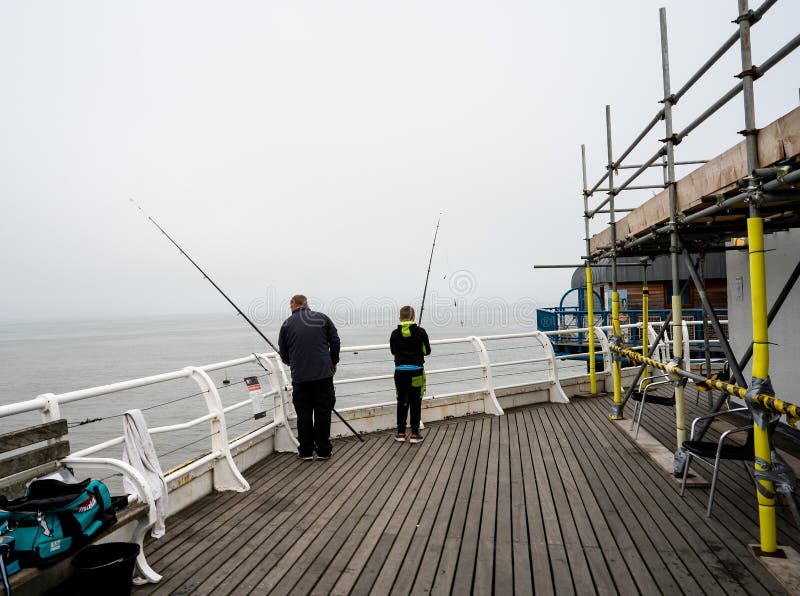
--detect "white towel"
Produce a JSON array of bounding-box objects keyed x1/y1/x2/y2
[{"x1": 122, "y1": 409, "x2": 168, "y2": 538}]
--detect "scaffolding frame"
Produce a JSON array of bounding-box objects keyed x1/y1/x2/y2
[{"x1": 578, "y1": 0, "x2": 799, "y2": 558}]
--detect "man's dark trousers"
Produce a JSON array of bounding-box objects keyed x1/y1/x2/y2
[{"x1": 292, "y1": 377, "x2": 335, "y2": 457}]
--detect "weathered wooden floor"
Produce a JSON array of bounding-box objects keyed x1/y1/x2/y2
[{"x1": 135, "y1": 394, "x2": 799, "y2": 595}]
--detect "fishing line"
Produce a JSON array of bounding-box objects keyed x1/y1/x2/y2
[
  {"x1": 68, "y1": 374, "x2": 268, "y2": 427},
  {"x1": 130, "y1": 199, "x2": 364, "y2": 442},
  {"x1": 251, "y1": 352, "x2": 273, "y2": 375},
  {"x1": 157, "y1": 407, "x2": 277, "y2": 459}
]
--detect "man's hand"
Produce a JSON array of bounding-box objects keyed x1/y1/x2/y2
[{"x1": 332, "y1": 364, "x2": 337, "y2": 375}]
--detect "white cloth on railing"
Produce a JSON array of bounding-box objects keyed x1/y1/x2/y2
[{"x1": 122, "y1": 409, "x2": 168, "y2": 538}]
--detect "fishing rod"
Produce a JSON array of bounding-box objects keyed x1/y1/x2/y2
[
  {"x1": 418, "y1": 215, "x2": 441, "y2": 326},
  {"x1": 130, "y1": 199, "x2": 364, "y2": 442}
]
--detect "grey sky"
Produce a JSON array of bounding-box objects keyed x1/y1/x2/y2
[{"x1": 1, "y1": 1, "x2": 797, "y2": 321}]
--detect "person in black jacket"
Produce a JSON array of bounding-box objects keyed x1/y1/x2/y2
[
  {"x1": 389, "y1": 305, "x2": 431, "y2": 443},
  {"x1": 279, "y1": 294, "x2": 340, "y2": 460}
]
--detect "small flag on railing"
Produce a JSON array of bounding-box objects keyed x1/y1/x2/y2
[{"x1": 245, "y1": 376, "x2": 267, "y2": 419}]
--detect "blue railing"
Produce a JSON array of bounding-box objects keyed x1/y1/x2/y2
[{"x1": 536, "y1": 307, "x2": 728, "y2": 360}]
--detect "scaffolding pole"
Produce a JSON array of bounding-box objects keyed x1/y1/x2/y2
[
  {"x1": 583, "y1": 0, "x2": 779, "y2": 215},
  {"x1": 620, "y1": 273, "x2": 696, "y2": 409},
  {"x1": 659, "y1": 8, "x2": 689, "y2": 472},
  {"x1": 641, "y1": 261, "x2": 650, "y2": 388},
  {"x1": 606, "y1": 106, "x2": 624, "y2": 420},
  {"x1": 738, "y1": 0, "x2": 777, "y2": 556},
  {"x1": 692, "y1": 258, "x2": 800, "y2": 443},
  {"x1": 582, "y1": 144, "x2": 598, "y2": 395}
]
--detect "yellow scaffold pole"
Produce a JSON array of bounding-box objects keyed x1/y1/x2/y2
[
  {"x1": 586, "y1": 264, "x2": 597, "y2": 395},
  {"x1": 738, "y1": 0, "x2": 777, "y2": 554},
  {"x1": 748, "y1": 216, "x2": 777, "y2": 554},
  {"x1": 671, "y1": 293, "x2": 687, "y2": 448},
  {"x1": 604, "y1": 106, "x2": 624, "y2": 420},
  {"x1": 641, "y1": 264, "x2": 650, "y2": 388},
  {"x1": 610, "y1": 290, "x2": 623, "y2": 416}
]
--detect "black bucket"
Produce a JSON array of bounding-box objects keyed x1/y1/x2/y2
[{"x1": 72, "y1": 542, "x2": 139, "y2": 596}]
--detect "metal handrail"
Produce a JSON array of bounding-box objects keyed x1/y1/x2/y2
[{"x1": 0, "y1": 324, "x2": 668, "y2": 493}]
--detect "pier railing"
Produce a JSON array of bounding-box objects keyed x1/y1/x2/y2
[{"x1": 0, "y1": 322, "x2": 722, "y2": 514}]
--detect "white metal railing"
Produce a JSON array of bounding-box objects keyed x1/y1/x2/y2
[{"x1": 0, "y1": 323, "x2": 694, "y2": 502}]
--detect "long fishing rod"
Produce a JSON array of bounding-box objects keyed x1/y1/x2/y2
[
  {"x1": 130, "y1": 198, "x2": 279, "y2": 351},
  {"x1": 130, "y1": 199, "x2": 364, "y2": 442},
  {"x1": 418, "y1": 216, "x2": 441, "y2": 326}
]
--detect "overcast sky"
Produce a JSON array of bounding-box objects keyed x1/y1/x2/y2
[{"x1": 1, "y1": 1, "x2": 797, "y2": 322}]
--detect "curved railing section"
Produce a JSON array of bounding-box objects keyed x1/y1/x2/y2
[{"x1": 0, "y1": 322, "x2": 728, "y2": 505}]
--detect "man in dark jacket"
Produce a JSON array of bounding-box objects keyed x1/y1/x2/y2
[
  {"x1": 279, "y1": 294, "x2": 340, "y2": 460},
  {"x1": 389, "y1": 305, "x2": 431, "y2": 444}
]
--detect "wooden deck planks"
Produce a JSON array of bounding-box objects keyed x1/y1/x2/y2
[
  {"x1": 150, "y1": 440, "x2": 366, "y2": 595},
  {"x1": 428, "y1": 418, "x2": 485, "y2": 595},
  {"x1": 522, "y1": 407, "x2": 576, "y2": 595},
  {"x1": 542, "y1": 403, "x2": 640, "y2": 595},
  {"x1": 472, "y1": 415, "x2": 500, "y2": 595},
  {"x1": 300, "y1": 422, "x2": 443, "y2": 595},
  {"x1": 144, "y1": 452, "x2": 301, "y2": 572},
  {"x1": 579, "y1": 397, "x2": 777, "y2": 595},
  {"x1": 529, "y1": 408, "x2": 597, "y2": 594},
  {"x1": 365, "y1": 423, "x2": 456, "y2": 595},
  {"x1": 325, "y1": 424, "x2": 446, "y2": 596},
  {"x1": 515, "y1": 407, "x2": 556, "y2": 596},
  {"x1": 229, "y1": 435, "x2": 400, "y2": 594},
  {"x1": 507, "y1": 413, "x2": 534, "y2": 595},
  {"x1": 253, "y1": 434, "x2": 406, "y2": 594},
  {"x1": 571, "y1": 399, "x2": 731, "y2": 595},
  {"x1": 449, "y1": 416, "x2": 492, "y2": 594},
  {"x1": 627, "y1": 386, "x2": 800, "y2": 548},
  {"x1": 410, "y1": 420, "x2": 476, "y2": 594},
  {"x1": 135, "y1": 397, "x2": 796, "y2": 596},
  {"x1": 392, "y1": 421, "x2": 468, "y2": 595}
]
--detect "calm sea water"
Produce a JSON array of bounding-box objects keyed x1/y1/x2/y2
[{"x1": 0, "y1": 314, "x2": 577, "y2": 471}]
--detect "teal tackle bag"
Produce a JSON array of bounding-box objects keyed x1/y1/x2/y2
[{"x1": 0, "y1": 479, "x2": 115, "y2": 566}]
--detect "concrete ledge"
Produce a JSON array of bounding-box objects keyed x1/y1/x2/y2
[
  {"x1": 612, "y1": 418, "x2": 708, "y2": 486},
  {"x1": 750, "y1": 544, "x2": 800, "y2": 594}
]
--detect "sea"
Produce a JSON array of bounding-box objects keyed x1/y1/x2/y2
[{"x1": 0, "y1": 314, "x2": 582, "y2": 473}]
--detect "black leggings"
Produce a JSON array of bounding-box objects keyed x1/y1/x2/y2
[{"x1": 394, "y1": 370, "x2": 425, "y2": 434}]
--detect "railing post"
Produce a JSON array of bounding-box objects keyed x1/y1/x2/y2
[
  {"x1": 260, "y1": 354, "x2": 299, "y2": 452},
  {"x1": 682, "y1": 320, "x2": 691, "y2": 370},
  {"x1": 61, "y1": 455, "x2": 162, "y2": 583},
  {"x1": 38, "y1": 393, "x2": 61, "y2": 423},
  {"x1": 534, "y1": 332, "x2": 569, "y2": 403},
  {"x1": 647, "y1": 323, "x2": 664, "y2": 363},
  {"x1": 185, "y1": 367, "x2": 249, "y2": 492},
  {"x1": 272, "y1": 357, "x2": 295, "y2": 416},
  {"x1": 468, "y1": 336, "x2": 503, "y2": 415},
  {"x1": 594, "y1": 327, "x2": 614, "y2": 389}
]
